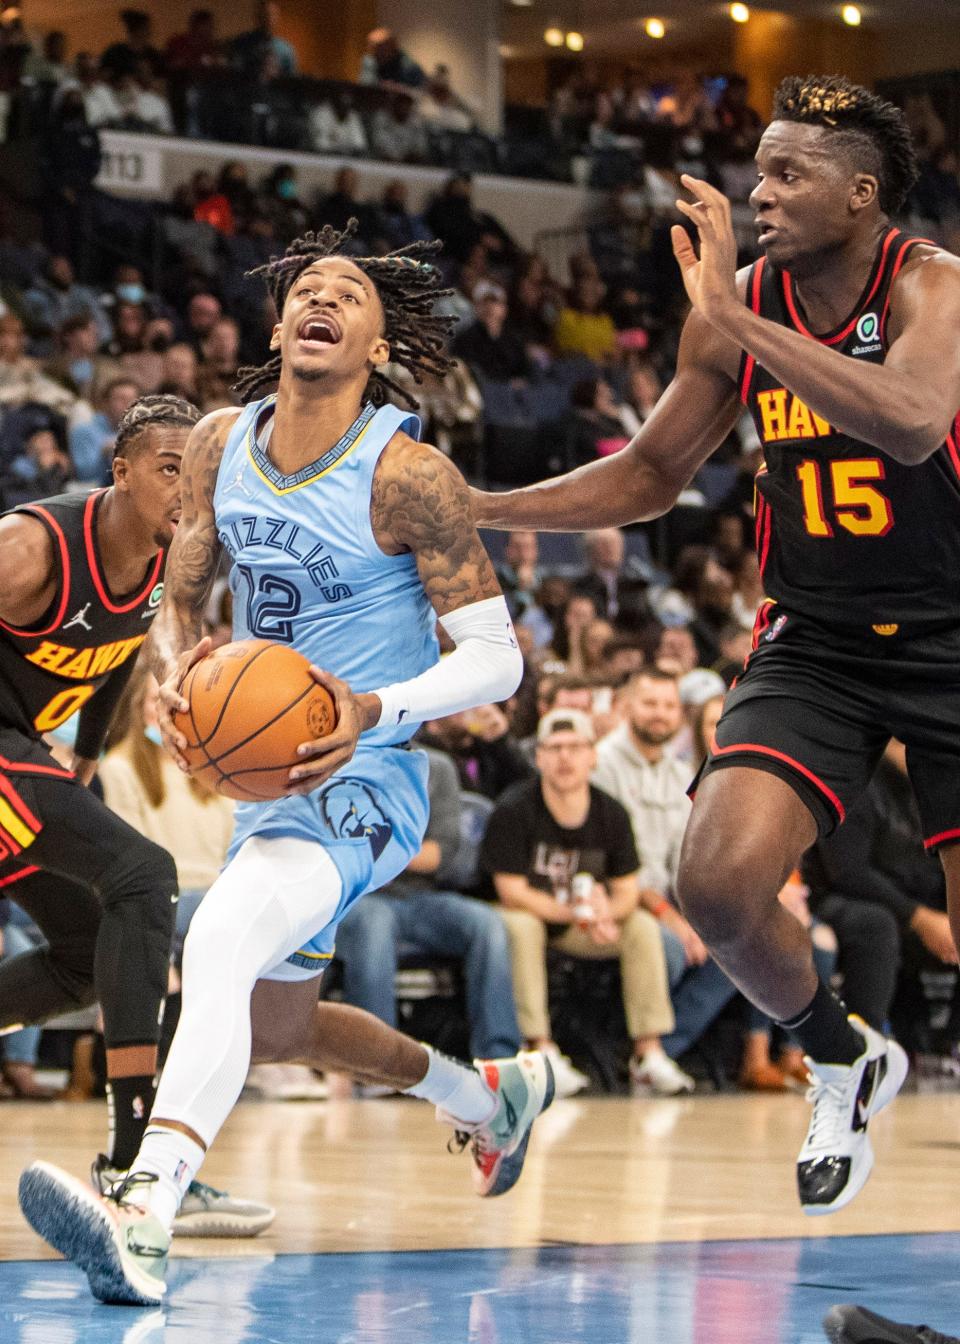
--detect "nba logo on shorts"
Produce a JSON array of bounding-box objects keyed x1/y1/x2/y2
[{"x1": 764, "y1": 614, "x2": 788, "y2": 642}]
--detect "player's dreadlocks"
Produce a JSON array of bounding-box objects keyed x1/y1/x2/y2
[
  {"x1": 234, "y1": 220, "x2": 456, "y2": 409},
  {"x1": 772, "y1": 75, "x2": 919, "y2": 216},
  {"x1": 113, "y1": 393, "x2": 200, "y2": 459}
]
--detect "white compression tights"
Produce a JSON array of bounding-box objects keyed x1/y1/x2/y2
[{"x1": 150, "y1": 835, "x2": 343, "y2": 1149}]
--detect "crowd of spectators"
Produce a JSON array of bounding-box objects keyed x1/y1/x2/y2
[
  {"x1": 8, "y1": 514, "x2": 959, "y2": 1100},
  {"x1": 0, "y1": 103, "x2": 758, "y2": 513},
  {"x1": 1, "y1": 3, "x2": 950, "y2": 212},
  {"x1": 0, "y1": 23, "x2": 957, "y2": 1100}
]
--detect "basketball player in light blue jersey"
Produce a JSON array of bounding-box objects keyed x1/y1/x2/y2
[{"x1": 20, "y1": 224, "x2": 555, "y2": 1306}]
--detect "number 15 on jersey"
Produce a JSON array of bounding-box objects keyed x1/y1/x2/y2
[{"x1": 796, "y1": 458, "x2": 894, "y2": 538}]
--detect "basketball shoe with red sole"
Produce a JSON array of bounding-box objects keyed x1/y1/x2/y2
[{"x1": 441, "y1": 1051, "x2": 555, "y2": 1198}]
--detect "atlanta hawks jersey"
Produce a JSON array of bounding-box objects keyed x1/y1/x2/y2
[
  {"x1": 740, "y1": 227, "x2": 960, "y2": 632},
  {"x1": 0, "y1": 489, "x2": 165, "y2": 737}
]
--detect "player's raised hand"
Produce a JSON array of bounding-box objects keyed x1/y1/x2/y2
[
  {"x1": 671, "y1": 174, "x2": 739, "y2": 326},
  {"x1": 157, "y1": 635, "x2": 212, "y2": 769},
  {"x1": 287, "y1": 666, "x2": 377, "y2": 795}
]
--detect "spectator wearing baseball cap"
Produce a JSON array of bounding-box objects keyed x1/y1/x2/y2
[
  {"x1": 480, "y1": 705, "x2": 693, "y2": 1098},
  {"x1": 452, "y1": 282, "x2": 531, "y2": 383}
]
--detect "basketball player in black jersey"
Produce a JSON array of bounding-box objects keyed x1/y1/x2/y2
[
  {"x1": 473, "y1": 75, "x2": 960, "y2": 1214},
  {"x1": 0, "y1": 393, "x2": 273, "y2": 1235}
]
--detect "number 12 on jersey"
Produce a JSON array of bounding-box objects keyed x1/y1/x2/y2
[{"x1": 796, "y1": 458, "x2": 894, "y2": 538}]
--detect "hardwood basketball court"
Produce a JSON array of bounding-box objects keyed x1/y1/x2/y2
[{"x1": 1, "y1": 1091, "x2": 957, "y2": 1341}]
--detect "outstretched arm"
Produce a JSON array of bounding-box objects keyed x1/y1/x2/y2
[
  {"x1": 673, "y1": 174, "x2": 960, "y2": 464},
  {"x1": 471, "y1": 309, "x2": 741, "y2": 530},
  {"x1": 147, "y1": 410, "x2": 234, "y2": 763}
]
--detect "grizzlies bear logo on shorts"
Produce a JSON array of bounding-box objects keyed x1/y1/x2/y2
[{"x1": 319, "y1": 778, "x2": 393, "y2": 860}]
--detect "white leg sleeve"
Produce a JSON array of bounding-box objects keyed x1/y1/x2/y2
[{"x1": 150, "y1": 835, "x2": 343, "y2": 1148}]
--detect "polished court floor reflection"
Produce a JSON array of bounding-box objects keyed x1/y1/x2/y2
[{"x1": 1, "y1": 1093, "x2": 957, "y2": 1342}]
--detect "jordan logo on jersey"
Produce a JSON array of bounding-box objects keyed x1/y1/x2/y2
[
  {"x1": 62, "y1": 603, "x2": 92, "y2": 633},
  {"x1": 756, "y1": 389, "x2": 833, "y2": 443}
]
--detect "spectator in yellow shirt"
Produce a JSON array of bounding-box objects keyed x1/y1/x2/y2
[{"x1": 552, "y1": 272, "x2": 618, "y2": 364}]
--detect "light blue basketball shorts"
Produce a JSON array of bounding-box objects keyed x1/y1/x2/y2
[{"x1": 227, "y1": 742, "x2": 429, "y2": 978}]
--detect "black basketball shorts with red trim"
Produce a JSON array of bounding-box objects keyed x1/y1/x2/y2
[
  {"x1": 694, "y1": 605, "x2": 960, "y2": 850},
  {"x1": 0, "y1": 726, "x2": 144, "y2": 891}
]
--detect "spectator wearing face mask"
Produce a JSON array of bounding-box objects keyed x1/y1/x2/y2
[
  {"x1": 44, "y1": 315, "x2": 122, "y2": 401},
  {"x1": 101, "y1": 265, "x2": 162, "y2": 320}
]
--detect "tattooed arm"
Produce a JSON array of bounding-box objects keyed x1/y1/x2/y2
[
  {"x1": 147, "y1": 408, "x2": 237, "y2": 766},
  {"x1": 372, "y1": 435, "x2": 501, "y2": 614},
  {"x1": 287, "y1": 436, "x2": 521, "y2": 794}
]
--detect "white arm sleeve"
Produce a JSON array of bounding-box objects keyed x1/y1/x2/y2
[{"x1": 372, "y1": 595, "x2": 523, "y2": 730}]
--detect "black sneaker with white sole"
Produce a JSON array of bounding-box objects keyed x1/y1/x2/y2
[
  {"x1": 823, "y1": 1303, "x2": 960, "y2": 1344},
  {"x1": 798, "y1": 1016, "x2": 908, "y2": 1215}
]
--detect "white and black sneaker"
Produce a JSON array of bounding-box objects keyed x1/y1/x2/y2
[{"x1": 798, "y1": 1017, "x2": 908, "y2": 1216}]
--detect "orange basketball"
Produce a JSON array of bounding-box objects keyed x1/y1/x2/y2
[{"x1": 173, "y1": 639, "x2": 338, "y2": 802}]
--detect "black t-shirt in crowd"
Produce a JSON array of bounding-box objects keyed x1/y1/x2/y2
[{"x1": 480, "y1": 778, "x2": 638, "y2": 935}]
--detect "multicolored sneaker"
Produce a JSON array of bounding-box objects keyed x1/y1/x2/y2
[
  {"x1": 92, "y1": 1155, "x2": 275, "y2": 1238},
  {"x1": 442, "y1": 1051, "x2": 555, "y2": 1198},
  {"x1": 19, "y1": 1160, "x2": 169, "y2": 1306},
  {"x1": 798, "y1": 1018, "x2": 909, "y2": 1216}
]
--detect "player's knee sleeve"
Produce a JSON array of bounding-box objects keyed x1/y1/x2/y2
[
  {"x1": 94, "y1": 838, "x2": 178, "y2": 1048},
  {"x1": 98, "y1": 837, "x2": 178, "y2": 935}
]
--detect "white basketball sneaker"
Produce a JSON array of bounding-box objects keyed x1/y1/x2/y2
[
  {"x1": 19, "y1": 1161, "x2": 169, "y2": 1305},
  {"x1": 797, "y1": 1017, "x2": 908, "y2": 1216}
]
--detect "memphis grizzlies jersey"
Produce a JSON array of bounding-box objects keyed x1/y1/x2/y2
[{"x1": 214, "y1": 396, "x2": 439, "y2": 747}]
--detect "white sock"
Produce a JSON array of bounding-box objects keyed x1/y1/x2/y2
[
  {"x1": 404, "y1": 1046, "x2": 496, "y2": 1124},
  {"x1": 131, "y1": 1125, "x2": 206, "y2": 1232}
]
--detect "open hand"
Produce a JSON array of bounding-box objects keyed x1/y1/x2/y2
[
  {"x1": 671, "y1": 174, "x2": 739, "y2": 327},
  {"x1": 158, "y1": 636, "x2": 212, "y2": 770}
]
